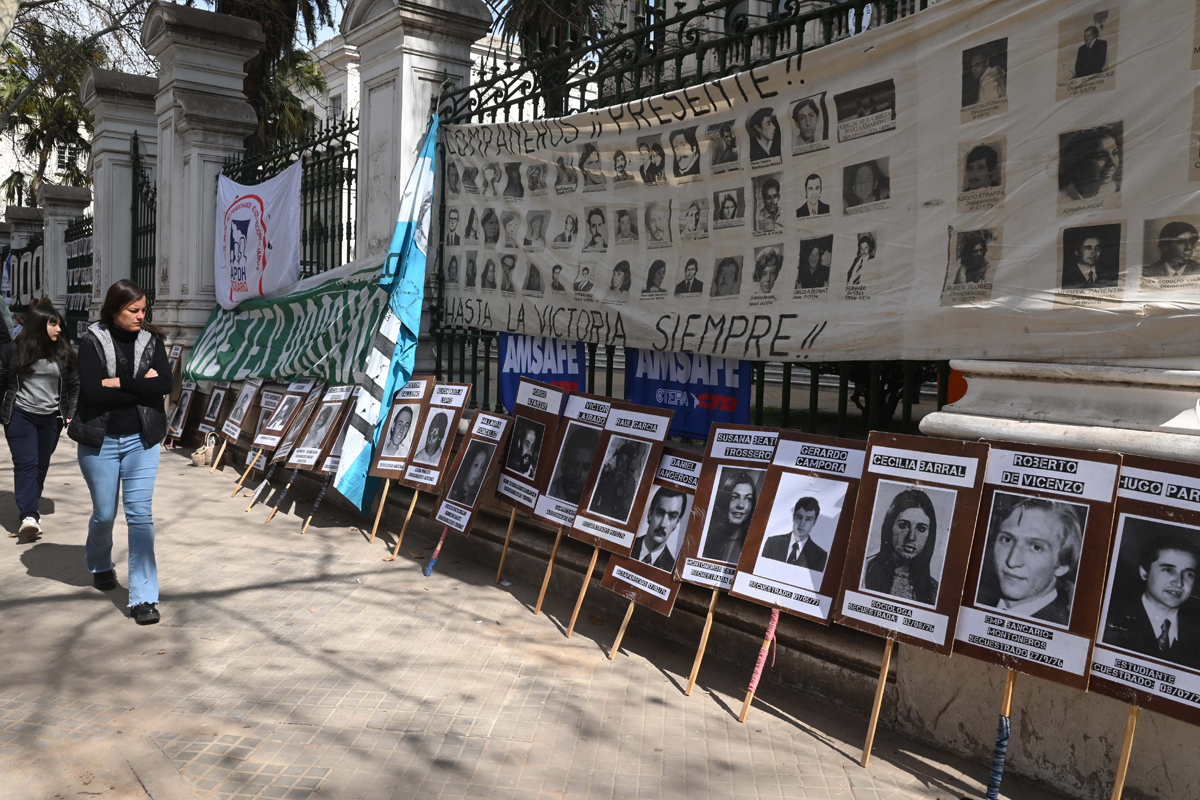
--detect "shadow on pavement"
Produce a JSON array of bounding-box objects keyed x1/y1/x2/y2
[{"x1": 19, "y1": 542, "x2": 130, "y2": 614}]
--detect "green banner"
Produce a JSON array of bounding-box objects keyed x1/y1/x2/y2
[{"x1": 184, "y1": 260, "x2": 388, "y2": 383}]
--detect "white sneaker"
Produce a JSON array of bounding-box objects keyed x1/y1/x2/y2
[{"x1": 18, "y1": 517, "x2": 40, "y2": 537}]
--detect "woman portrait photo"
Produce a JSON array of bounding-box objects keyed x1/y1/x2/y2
[
  {"x1": 843, "y1": 159, "x2": 891, "y2": 210},
  {"x1": 700, "y1": 467, "x2": 766, "y2": 565},
  {"x1": 746, "y1": 107, "x2": 782, "y2": 163},
  {"x1": 448, "y1": 440, "x2": 496, "y2": 507},
  {"x1": 481, "y1": 163, "x2": 501, "y2": 197},
  {"x1": 639, "y1": 140, "x2": 667, "y2": 185},
  {"x1": 524, "y1": 212, "x2": 548, "y2": 249},
  {"x1": 752, "y1": 246, "x2": 783, "y2": 294},
  {"x1": 579, "y1": 143, "x2": 606, "y2": 188},
  {"x1": 527, "y1": 164, "x2": 547, "y2": 193},
  {"x1": 446, "y1": 255, "x2": 459, "y2": 284},
  {"x1": 861, "y1": 483, "x2": 953, "y2": 608},
  {"x1": 503, "y1": 162, "x2": 524, "y2": 198},
  {"x1": 711, "y1": 256, "x2": 742, "y2": 298},
  {"x1": 609, "y1": 261, "x2": 632, "y2": 297},
  {"x1": 501, "y1": 211, "x2": 521, "y2": 248},
  {"x1": 460, "y1": 165, "x2": 479, "y2": 194},
  {"x1": 554, "y1": 156, "x2": 577, "y2": 191},
  {"x1": 480, "y1": 259, "x2": 498, "y2": 290},
  {"x1": 480, "y1": 209, "x2": 500, "y2": 246},
  {"x1": 1058, "y1": 124, "x2": 1122, "y2": 210},
  {"x1": 554, "y1": 214, "x2": 578, "y2": 245},
  {"x1": 464, "y1": 208, "x2": 480, "y2": 242},
  {"x1": 643, "y1": 260, "x2": 667, "y2": 295},
  {"x1": 713, "y1": 190, "x2": 744, "y2": 226},
  {"x1": 523, "y1": 262, "x2": 544, "y2": 294},
  {"x1": 465, "y1": 255, "x2": 477, "y2": 287}
]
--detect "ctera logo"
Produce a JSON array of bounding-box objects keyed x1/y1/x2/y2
[
  {"x1": 655, "y1": 388, "x2": 689, "y2": 406},
  {"x1": 224, "y1": 194, "x2": 267, "y2": 302}
]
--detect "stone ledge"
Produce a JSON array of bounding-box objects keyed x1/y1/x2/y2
[{"x1": 80, "y1": 67, "x2": 158, "y2": 108}]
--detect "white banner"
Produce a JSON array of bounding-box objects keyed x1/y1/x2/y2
[
  {"x1": 440, "y1": 0, "x2": 1200, "y2": 362},
  {"x1": 215, "y1": 160, "x2": 302, "y2": 310}
]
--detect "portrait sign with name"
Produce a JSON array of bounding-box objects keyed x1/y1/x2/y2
[
  {"x1": 1090, "y1": 454, "x2": 1200, "y2": 725},
  {"x1": 835, "y1": 432, "x2": 989, "y2": 655},
  {"x1": 369, "y1": 376, "x2": 434, "y2": 479},
  {"x1": 221, "y1": 378, "x2": 263, "y2": 441},
  {"x1": 602, "y1": 448, "x2": 703, "y2": 615},
  {"x1": 496, "y1": 377, "x2": 565, "y2": 511},
  {"x1": 287, "y1": 384, "x2": 357, "y2": 469},
  {"x1": 731, "y1": 432, "x2": 867, "y2": 624},
  {"x1": 167, "y1": 344, "x2": 183, "y2": 401},
  {"x1": 436, "y1": 412, "x2": 513, "y2": 533},
  {"x1": 247, "y1": 390, "x2": 283, "y2": 468},
  {"x1": 570, "y1": 401, "x2": 674, "y2": 555},
  {"x1": 198, "y1": 381, "x2": 233, "y2": 435},
  {"x1": 398, "y1": 381, "x2": 472, "y2": 492},
  {"x1": 954, "y1": 442, "x2": 1121, "y2": 689},
  {"x1": 168, "y1": 380, "x2": 197, "y2": 439},
  {"x1": 254, "y1": 378, "x2": 318, "y2": 450},
  {"x1": 317, "y1": 387, "x2": 360, "y2": 475},
  {"x1": 675, "y1": 424, "x2": 780, "y2": 591},
  {"x1": 533, "y1": 391, "x2": 613, "y2": 528},
  {"x1": 270, "y1": 383, "x2": 326, "y2": 464}
]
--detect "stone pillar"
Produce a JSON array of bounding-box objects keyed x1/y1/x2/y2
[
  {"x1": 342, "y1": 0, "x2": 491, "y2": 260},
  {"x1": 140, "y1": 2, "x2": 263, "y2": 346},
  {"x1": 36, "y1": 185, "x2": 92, "y2": 309},
  {"x1": 81, "y1": 68, "x2": 158, "y2": 316}
]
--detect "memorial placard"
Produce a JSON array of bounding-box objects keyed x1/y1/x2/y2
[
  {"x1": 675, "y1": 424, "x2": 780, "y2": 591},
  {"x1": 532, "y1": 391, "x2": 612, "y2": 528},
  {"x1": 1090, "y1": 455, "x2": 1200, "y2": 724},
  {"x1": 254, "y1": 378, "x2": 317, "y2": 450},
  {"x1": 835, "y1": 432, "x2": 989, "y2": 655},
  {"x1": 221, "y1": 378, "x2": 263, "y2": 441},
  {"x1": 435, "y1": 412, "x2": 513, "y2": 533},
  {"x1": 287, "y1": 384, "x2": 356, "y2": 469},
  {"x1": 197, "y1": 381, "x2": 232, "y2": 435},
  {"x1": 270, "y1": 383, "x2": 325, "y2": 464},
  {"x1": 569, "y1": 401, "x2": 674, "y2": 554},
  {"x1": 496, "y1": 377, "x2": 566, "y2": 511},
  {"x1": 601, "y1": 447, "x2": 702, "y2": 615},
  {"x1": 954, "y1": 442, "x2": 1120, "y2": 688},
  {"x1": 168, "y1": 380, "x2": 197, "y2": 439},
  {"x1": 368, "y1": 376, "x2": 434, "y2": 478},
  {"x1": 246, "y1": 390, "x2": 283, "y2": 468},
  {"x1": 317, "y1": 388, "x2": 360, "y2": 475},
  {"x1": 731, "y1": 432, "x2": 867, "y2": 623},
  {"x1": 397, "y1": 381, "x2": 472, "y2": 492}
]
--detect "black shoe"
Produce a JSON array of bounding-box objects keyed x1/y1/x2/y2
[
  {"x1": 131, "y1": 603, "x2": 160, "y2": 625},
  {"x1": 93, "y1": 569, "x2": 117, "y2": 591}
]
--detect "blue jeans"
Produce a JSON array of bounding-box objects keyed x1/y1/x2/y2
[
  {"x1": 79, "y1": 435, "x2": 161, "y2": 606},
  {"x1": 4, "y1": 407, "x2": 62, "y2": 520}
]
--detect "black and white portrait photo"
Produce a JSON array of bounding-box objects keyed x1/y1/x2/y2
[
  {"x1": 644, "y1": 202, "x2": 672, "y2": 249},
  {"x1": 712, "y1": 188, "x2": 745, "y2": 229},
  {"x1": 266, "y1": 395, "x2": 299, "y2": 431},
  {"x1": 499, "y1": 254, "x2": 517, "y2": 293},
  {"x1": 678, "y1": 199, "x2": 709, "y2": 241},
  {"x1": 526, "y1": 164, "x2": 547, "y2": 196},
  {"x1": 608, "y1": 149, "x2": 634, "y2": 187},
  {"x1": 170, "y1": 391, "x2": 193, "y2": 435},
  {"x1": 859, "y1": 480, "x2": 956, "y2": 609},
  {"x1": 751, "y1": 473, "x2": 849, "y2": 592},
  {"x1": 446, "y1": 161, "x2": 460, "y2": 196},
  {"x1": 637, "y1": 134, "x2": 667, "y2": 186},
  {"x1": 1058, "y1": 124, "x2": 1122, "y2": 216},
  {"x1": 205, "y1": 389, "x2": 225, "y2": 421},
  {"x1": 412, "y1": 410, "x2": 451, "y2": 467},
  {"x1": 675, "y1": 257, "x2": 703, "y2": 296},
  {"x1": 961, "y1": 39, "x2": 1008, "y2": 118},
  {"x1": 958, "y1": 139, "x2": 1005, "y2": 214},
  {"x1": 1141, "y1": 217, "x2": 1200, "y2": 285},
  {"x1": 796, "y1": 235, "x2": 833, "y2": 291},
  {"x1": 381, "y1": 403, "x2": 418, "y2": 460},
  {"x1": 587, "y1": 436, "x2": 652, "y2": 524},
  {"x1": 579, "y1": 143, "x2": 606, "y2": 190},
  {"x1": 711, "y1": 255, "x2": 743, "y2": 298},
  {"x1": 228, "y1": 384, "x2": 256, "y2": 427},
  {"x1": 974, "y1": 493, "x2": 1088, "y2": 627},
  {"x1": 448, "y1": 440, "x2": 497, "y2": 507},
  {"x1": 746, "y1": 107, "x2": 782, "y2": 166},
  {"x1": 582, "y1": 207, "x2": 608, "y2": 253},
  {"x1": 1100, "y1": 515, "x2": 1200, "y2": 670},
  {"x1": 502, "y1": 162, "x2": 524, "y2": 199},
  {"x1": 643, "y1": 259, "x2": 668, "y2": 295},
  {"x1": 299, "y1": 403, "x2": 338, "y2": 452},
  {"x1": 523, "y1": 211, "x2": 548, "y2": 250},
  {"x1": 796, "y1": 172, "x2": 830, "y2": 219},
  {"x1": 833, "y1": 80, "x2": 897, "y2": 142},
  {"x1": 614, "y1": 208, "x2": 639, "y2": 245},
  {"x1": 752, "y1": 245, "x2": 783, "y2": 295},
  {"x1": 522, "y1": 262, "x2": 544, "y2": 295},
  {"x1": 790, "y1": 93, "x2": 829, "y2": 155},
  {"x1": 1057, "y1": 9, "x2": 1118, "y2": 99},
  {"x1": 553, "y1": 214, "x2": 577, "y2": 248},
  {"x1": 629, "y1": 486, "x2": 692, "y2": 574},
  {"x1": 554, "y1": 155, "x2": 577, "y2": 193},
  {"x1": 752, "y1": 173, "x2": 783, "y2": 236},
  {"x1": 846, "y1": 232, "x2": 876, "y2": 288},
  {"x1": 506, "y1": 417, "x2": 544, "y2": 480},
  {"x1": 669, "y1": 126, "x2": 702, "y2": 181},
  {"x1": 698, "y1": 466, "x2": 767, "y2": 565},
  {"x1": 706, "y1": 121, "x2": 740, "y2": 173},
  {"x1": 501, "y1": 210, "x2": 521, "y2": 249},
  {"x1": 481, "y1": 163, "x2": 501, "y2": 197},
  {"x1": 546, "y1": 422, "x2": 602, "y2": 506},
  {"x1": 463, "y1": 209, "x2": 480, "y2": 244},
  {"x1": 1060, "y1": 223, "x2": 1123, "y2": 291},
  {"x1": 948, "y1": 229, "x2": 998, "y2": 287},
  {"x1": 460, "y1": 165, "x2": 479, "y2": 194},
  {"x1": 480, "y1": 209, "x2": 500, "y2": 247},
  {"x1": 444, "y1": 207, "x2": 461, "y2": 246},
  {"x1": 843, "y1": 158, "x2": 891, "y2": 213},
  {"x1": 464, "y1": 251, "x2": 478, "y2": 288},
  {"x1": 608, "y1": 261, "x2": 632, "y2": 298}
]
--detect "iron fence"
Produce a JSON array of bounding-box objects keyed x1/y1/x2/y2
[
  {"x1": 64, "y1": 214, "x2": 93, "y2": 340},
  {"x1": 130, "y1": 132, "x2": 157, "y2": 316},
  {"x1": 433, "y1": 0, "x2": 947, "y2": 440},
  {"x1": 221, "y1": 115, "x2": 359, "y2": 279}
]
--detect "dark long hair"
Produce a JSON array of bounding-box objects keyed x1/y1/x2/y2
[
  {"x1": 99, "y1": 279, "x2": 161, "y2": 337},
  {"x1": 864, "y1": 487, "x2": 940, "y2": 603},
  {"x1": 14, "y1": 302, "x2": 75, "y2": 375}
]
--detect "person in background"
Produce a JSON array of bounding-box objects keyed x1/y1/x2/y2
[
  {"x1": 0, "y1": 303, "x2": 78, "y2": 538},
  {"x1": 70, "y1": 280, "x2": 172, "y2": 625}
]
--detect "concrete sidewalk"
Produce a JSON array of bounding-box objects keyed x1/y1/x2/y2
[{"x1": 0, "y1": 442, "x2": 1070, "y2": 800}]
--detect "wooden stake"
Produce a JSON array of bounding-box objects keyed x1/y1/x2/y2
[
  {"x1": 495, "y1": 506, "x2": 518, "y2": 584},
  {"x1": 301, "y1": 474, "x2": 333, "y2": 534},
  {"x1": 738, "y1": 607, "x2": 781, "y2": 723},
  {"x1": 1000, "y1": 668, "x2": 1017, "y2": 717},
  {"x1": 1110, "y1": 705, "x2": 1139, "y2": 800},
  {"x1": 534, "y1": 527, "x2": 564, "y2": 615},
  {"x1": 423, "y1": 527, "x2": 450, "y2": 576},
  {"x1": 608, "y1": 599, "x2": 636, "y2": 660},
  {"x1": 209, "y1": 439, "x2": 228, "y2": 473},
  {"x1": 232, "y1": 449, "x2": 262, "y2": 496},
  {"x1": 860, "y1": 636, "x2": 895, "y2": 769},
  {"x1": 388, "y1": 490, "x2": 420, "y2": 556},
  {"x1": 565, "y1": 546, "x2": 600, "y2": 638},
  {"x1": 264, "y1": 468, "x2": 297, "y2": 524},
  {"x1": 685, "y1": 588, "x2": 721, "y2": 696},
  {"x1": 368, "y1": 479, "x2": 391, "y2": 544}
]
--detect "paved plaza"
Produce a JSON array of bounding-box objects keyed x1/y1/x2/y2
[{"x1": 0, "y1": 444, "x2": 1068, "y2": 800}]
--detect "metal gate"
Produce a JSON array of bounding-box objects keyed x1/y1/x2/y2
[
  {"x1": 64, "y1": 214, "x2": 92, "y2": 340},
  {"x1": 130, "y1": 132, "x2": 157, "y2": 316}
]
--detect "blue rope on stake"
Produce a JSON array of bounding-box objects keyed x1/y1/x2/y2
[
  {"x1": 984, "y1": 713, "x2": 1011, "y2": 800},
  {"x1": 424, "y1": 527, "x2": 450, "y2": 576}
]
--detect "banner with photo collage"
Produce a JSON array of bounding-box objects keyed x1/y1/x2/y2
[{"x1": 440, "y1": 0, "x2": 1200, "y2": 362}]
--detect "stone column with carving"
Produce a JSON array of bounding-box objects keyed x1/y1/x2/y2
[
  {"x1": 81, "y1": 68, "x2": 158, "y2": 318},
  {"x1": 37, "y1": 185, "x2": 92, "y2": 310},
  {"x1": 140, "y1": 2, "x2": 263, "y2": 347},
  {"x1": 6, "y1": 206, "x2": 43, "y2": 307}
]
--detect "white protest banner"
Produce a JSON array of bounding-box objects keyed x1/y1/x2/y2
[{"x1": 215, "y1": 159, "x2": 302, "y2": 310}]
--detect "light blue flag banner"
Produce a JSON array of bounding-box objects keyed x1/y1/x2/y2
[{"x1": 334, "y1": 115, "x2": 439, "y2": 512}]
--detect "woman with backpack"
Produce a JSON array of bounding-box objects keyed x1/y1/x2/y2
[
  {"x1": 0, "y1": 302, "x2": 79, "y2": 538},
  {"x1": 70, "y1": 280, "x2": 172, "y2": 625}
]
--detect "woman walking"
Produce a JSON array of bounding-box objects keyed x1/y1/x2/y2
[
  {"x1": 0, "y1": 303, "x2": 79, "y2": 538},
  {"x1": 70, "y1": 280, "x2": 172, "y2": 625}
]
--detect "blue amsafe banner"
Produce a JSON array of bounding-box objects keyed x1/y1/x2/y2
[
  {"x1": 498, "y1": 333, "x2": 587, "y2": 413},
  {"x1": 624, "y1": 349, "x2": 750, "y2": 439}
]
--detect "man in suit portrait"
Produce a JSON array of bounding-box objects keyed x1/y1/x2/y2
[
  {"x1": 1062, "y1": 231, "x2": 1117, "y2": 289},
  {"x1": 630, "y1": 487, "x2": 687, "y2": 573},
  {"x1": 979, "y1": 497, "x2": 1081, "y2": 626},
  {"x1": 1074, "y1": 25, "x2": 1108, "y2": 78},
  {"x1": 796, "y1": 174, "x2": 830, "y2": 218},
  {"x1": 445, "y1": 208, "x2": 461, "y2": 245},
  {"x1": 1144, "y1": 221, "x2": 1200, "y2": 279},
  {"x1": 574, "y1": 266, "x2": 594, "y2": 293},
  {"x1": 1103, "y1": 535, "x2": 1200, "y2": 668},
  {"x1": 674, "y1": 258, "x2": 703, "y2": 295},
  {"x1": 761, "y1": 497, "x2": 827, "y2": 571}
]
